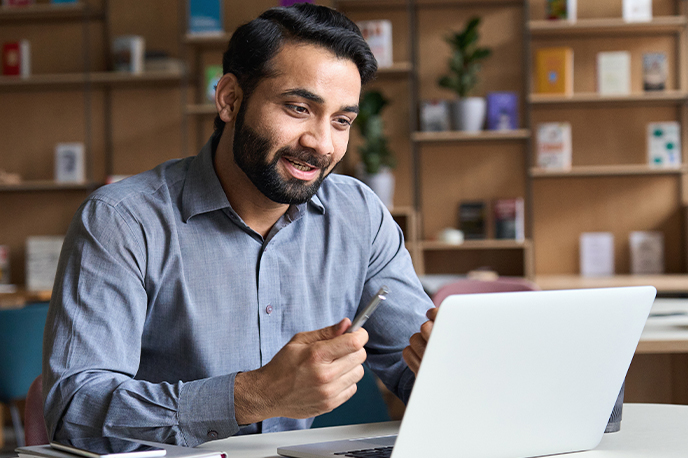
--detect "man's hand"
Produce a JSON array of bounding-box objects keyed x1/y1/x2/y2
[
  {"x1": 402, "y1": 307, "x2": 438, "y2": 376},
  {"x1": 234, "y1": 319, "x2": 368, "y2": 424}
]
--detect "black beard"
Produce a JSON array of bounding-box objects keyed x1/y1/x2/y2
[{"x1": 232, "y1": 104, "x2": 338, "y2": 205}]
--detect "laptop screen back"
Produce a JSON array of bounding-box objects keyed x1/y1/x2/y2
[{"x1": 392, "y1": 286, "x2": 656, "y2": 458}]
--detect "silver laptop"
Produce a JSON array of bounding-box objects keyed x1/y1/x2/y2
[{"x1": 278, "y1": 286, "x2": 656, "y2": 458}]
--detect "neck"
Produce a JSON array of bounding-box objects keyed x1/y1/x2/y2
[{"x1": 214, "y1": 128, "x2": 289, "y2": 238}]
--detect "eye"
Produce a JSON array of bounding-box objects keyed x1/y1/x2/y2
[
  {"x1": 286, "y1": 104, "x2": 309, "y2": 115},
  {"x1": 334, "y1": 117, "x2": 352, "y2": 128}
]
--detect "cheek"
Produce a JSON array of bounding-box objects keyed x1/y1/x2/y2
[{"x1": 332, "y1": 131, "x2": 350, "y2": 160}]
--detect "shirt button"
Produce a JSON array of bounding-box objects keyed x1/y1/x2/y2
[
  {"x1": 266, "y1": 305, "x2": 273, "y2": 314},
  {"x1": 207, "y1": 430, "x2": 218, "y2": 440}
]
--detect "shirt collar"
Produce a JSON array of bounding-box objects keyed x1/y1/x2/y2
[
  {"x1": 181, "y1": 133, "x2": 326, "y2": 222},
  {"x1": 181, "y1": 134, "x2": 232, "y2": 222}
]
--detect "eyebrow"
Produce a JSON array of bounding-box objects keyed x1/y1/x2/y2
[{"x1": 281, "y1": 88, "x2": 359, "y2": 114}]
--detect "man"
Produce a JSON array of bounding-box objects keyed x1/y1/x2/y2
[{"x1": 44, "y1": 3, "x2": 436, "y2": 448}]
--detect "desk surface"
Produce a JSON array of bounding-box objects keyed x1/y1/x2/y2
[
  {"x1": 198, "y1": 404, "x2": 688, "y2": 458},
  {"x1": 637, "y1": 298, "x2": 688, "y2": 353}
]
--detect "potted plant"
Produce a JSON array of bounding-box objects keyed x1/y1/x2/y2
[
  {"x1": 355, "y1": 90, "x2": 396, "y2": 208},
  {"x1": 438, "y1": 16, "x2": 492, "y2": 132}
]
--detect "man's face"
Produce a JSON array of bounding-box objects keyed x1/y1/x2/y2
[{"x1": 232, "y1": 42, "x2": 361, "y2": 205}]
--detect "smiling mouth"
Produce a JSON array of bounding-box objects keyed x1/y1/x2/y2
[{"x1": 285, "y1": 157, "x2": 317, "y2": 172}]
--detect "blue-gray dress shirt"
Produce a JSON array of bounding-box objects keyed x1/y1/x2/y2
[{"x1": 43, "y1": 135, "x2": 433, "y2": 447}]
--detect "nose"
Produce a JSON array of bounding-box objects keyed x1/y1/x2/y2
[{"x1": 300, "y1": 118, "x2": 334, "y2": 157}]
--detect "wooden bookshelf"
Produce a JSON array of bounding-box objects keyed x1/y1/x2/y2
[
  {"x1": 376, "y1": 61, "x2": 413, "y2": 75},
  {"x1": 535, "y1": 274, "x2": 688, "y2": 294},
  {"x1": 528, "y1": 16, "x2": 687, "y2": 35},
  {"x1": 183, "y1": 32, "x2": 232, "y2": 46},
  {"x1": 412, "y1": 129, "x2": 531, "y2": 143},
  {"x1": 0, "y1": 70, "x2": 184, "y2": 90},
  {"x1": 420, "y1": 239, "x2": 531, "y2": 250},
  {"x1": 529, "y1": 91, "x2": 688, "y2": 106},
  {"x1": 530, "y1": 165, "x2": 687, "y2": 178},
  {"x1": 0, "y1": 287, "x2": 51, "y2": 309},
  {"x1": 0, "y1": 3, "x2": 103, "y2": 22},
  {"x1": 0, "y1": 181, "x2": 99, "y2": 192}
]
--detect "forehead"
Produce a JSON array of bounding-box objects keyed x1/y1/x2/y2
[{"x1": 257, "y1": 42, "x2": 362, "y2": 106}]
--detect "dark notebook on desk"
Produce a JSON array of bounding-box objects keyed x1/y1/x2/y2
[{"x1": 278, "y1": 286, "x2": 656, "y2": 458}]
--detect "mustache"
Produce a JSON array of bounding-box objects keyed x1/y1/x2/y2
[{"x1": 274, "y1": 146, "x2": 332, "y2": 170}]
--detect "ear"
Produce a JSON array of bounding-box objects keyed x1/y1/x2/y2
[{"x1": 215, "y1": 73, "x2": 243, "y2": 124}]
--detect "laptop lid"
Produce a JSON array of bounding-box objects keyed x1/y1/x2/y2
[{"x1": 278, "y1": 286, "x2": 656, "y2": 458}]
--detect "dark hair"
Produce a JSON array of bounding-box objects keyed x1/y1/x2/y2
[{"x1": 213, "y1": 3, "x2": 378, "y2": 132}]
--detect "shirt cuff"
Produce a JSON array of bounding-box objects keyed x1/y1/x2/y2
[{"x1": 178, "y1": 373, "x2": 240, "y2": 446}]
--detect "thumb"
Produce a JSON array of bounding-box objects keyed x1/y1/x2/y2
[{"x1": 295, "y1": 318, "x2": 350, "y2": 344}]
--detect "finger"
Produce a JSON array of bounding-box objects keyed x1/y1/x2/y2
[
  {"x1": 403, "y1": 345, "x2": 421, "y2": 375},
  {"x1": 426, "y1": 306, "x2": 439, "y2": 321},
  {"x1": 420, "y1": 320, "x2": 434, "y2": 341},
  {"x1": 408, "y1": 332, "x2": 427, "y2": 360},
  {"x1": 310, "y1": 332, "x2": 367, "y2": 364},
  {"x1": 295, "y1": 318, "x2": 350, "y2": 344}
]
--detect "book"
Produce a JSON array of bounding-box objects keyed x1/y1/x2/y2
[
  {"x1": 17, "y1": 443, "x2": 225, "y2": 458},
  {"x1": 25, "y1": 236, "x2": 64, "y2": 292},
  {"x1": 647, "y1": 122, "x2": 681, "y2": 168},
  {"x1": 55, "y1": 142, "x2": 85, "y2": 183},
  {"x1": 2, "y1": 40, "x2": 30, "y2": 77},
  {"x1": 486, "y1": 92, "x2": 519, "y2": 131},
  {"x1": 534, "y1": 47, "x2": 573, "y2": 95},
  {"x1": 580, "y1": 232, "x2": 615, "y2": 277},
  {"x1": 458, "y1": 201, "x2": 487, "y2": 240},
  {"x1": 630, "y1": 231, "x2": 664, "y2": 274},
  {"x1": 546, "y1": 0, "x2": 577, "y2": 21},
  {"x1": 357, "y1": 20, "x2": 393, "y2": 68},
  {"x1": 205, "y1": 64, "x2": 223, "y2": 104},
  {"x1": 187, "y1": 0, "x2": 223, "y2": 36},
  {"x1": 493, "y1": 198, "x2": 525, "y2": 241},
  {"x1": 643, "y1": 52, "x2": 667, "y2": 91},
  {"x1": 0, "y1": 245, "x2": 9, "y2": 285},
  {"x1": 51, "y1": 0, "x2": 79, "y2": 3},
  {"x1": 623, "y1": 0, "x2": 652, "y2": 22},
  {"x1": 597, "y1": 51, "x2": 631, "y2": 95},
  {"x1": 536, "y1": 122, "x2": 572, "y2": 170},
  {"x1": 420, "y1": 99, "x2": 451, "y2": 132},
  {"x1": 112, "y1": 35, "x2": 145, "y2": 74}
]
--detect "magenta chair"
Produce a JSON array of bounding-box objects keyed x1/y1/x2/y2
[
  {"x1": 24, "y1": 374, "x2": 49, "y2": 445},
  {"x1": 432, "y1": 277, "x2": 540, "y2": 306}
]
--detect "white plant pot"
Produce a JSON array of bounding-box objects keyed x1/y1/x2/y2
[
  {"x1": 452, "y1": 97, "x2": 487, "y2": 132},
  {"x1": 356, "y1": 166, "x2": 395, "y2": 209}
]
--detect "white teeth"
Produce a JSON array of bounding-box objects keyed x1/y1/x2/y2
[{"x1": 286, "y1": 158, "x2": 313, "y2": 171}]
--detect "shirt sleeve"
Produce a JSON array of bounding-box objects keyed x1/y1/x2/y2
[
  {"x1": 43, "y1": 198, "x2": 242, "y2": 447},
  {"x1": 358, "y1": 197, "x2": 435, "y2": 404}
]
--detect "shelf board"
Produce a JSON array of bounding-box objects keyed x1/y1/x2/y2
[
  {"x1": 0, "y1": 180, "x2": 99, "y2": 192},
  {"x1": 0, "y1": 3, "x2": 103, "y2": 22},
  {"x1": 413, "y1": 129, "x2": 530, "y2": 143},
  {"x1": 390, "y1": 206, "x2": 415, "y2": 218},
  {"x1": 535, "y1": 274, "x2": 688, "y2": 294},
  {"x1": 529, "y1": 91, "x2": 688, "y2": 105},
  {"x1": 0, "y1": 287, "x2": 51, "y2": 308},
  {"x1": 0, "y1": 70, "x2": 184, "y2": 90},
  {"x1": 376, "y1": 61, "x2": 412, "y2": 75},
  {"x1": 420, "y1": 239, "x2": 531, "y2": 250},
  {"x1": 186, "y1": 104, "x2": 216, "y2": 115},
  {"x1": 183, "y1": 32, "x2": 232, "y2": 46},
  {"x1": 530, "y1": 165, "x2": 686, "y2": 178},
  {"x1": 337, "y1": 0, "x2": 525, "y2": 9},
  {"x1": 529, "y1": 16, "x2": 687, "y2": 35}
]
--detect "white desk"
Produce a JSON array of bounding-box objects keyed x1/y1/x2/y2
[{"x1": 198, "y1": 404, "x2": 688, "y2": 458}]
